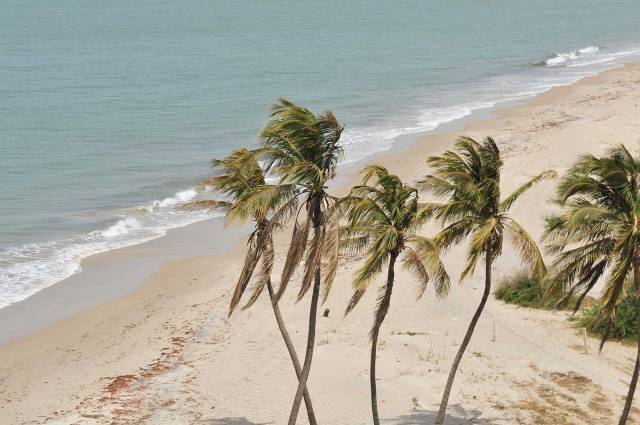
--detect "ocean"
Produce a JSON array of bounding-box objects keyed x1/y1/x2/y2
[{"x1": 2, "y1": 0, "x2": 640, "y2": 308}]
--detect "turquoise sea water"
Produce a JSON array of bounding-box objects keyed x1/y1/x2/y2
[{"x1": 2, "y1": 0, "x2": 640, "y2": 307}]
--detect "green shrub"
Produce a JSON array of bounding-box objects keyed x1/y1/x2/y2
[
  {"x1": 494, "y1": 271, "x2": 577, "y2": 310},
  {"x1": 576, "y1": 290, "x2": 638, "y2": 342},
  {"x1": 495, "y1": 272, "x2": 544, "y2": 308},
  {"x1": 497, "y1": 272, "x2": 639, "y2": 342}
]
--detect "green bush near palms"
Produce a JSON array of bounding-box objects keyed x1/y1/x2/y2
[
  {"x1": 496, "y1": 271, "x2": 638, "y2": 343},
  {"x1": 576, "y1": 290, "x2": 639, "y2": 342},
  {"x1": 495, "y1": 272, "x2": 545, "y2": 308},
  {"x1": 495, "y1": 272, "x2": 578, "y2": 309}
]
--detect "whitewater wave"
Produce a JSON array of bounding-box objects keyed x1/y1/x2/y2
[
  {"x1": 340, "y1": 102, "x2": 495, "y2": 165},
  {"x1": 0, "y1": 187, "x2": 218, "y2": 309},
  {"x1": 342, "y1": 43, "x2": 640, "y2": 168},
  {"x1": 535, "y1": 45, "x2": 600, "y2": 67}
]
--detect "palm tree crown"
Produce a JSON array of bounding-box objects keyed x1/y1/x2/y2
[
  {"x1": 184, "y1": 147, "x2": 296, "y2": 313},
  {"x1": 260, "y1": 98, "x2": 343, "y2": 192},
  {"x1": 342, "y1": 164, "x2": 450, "y2": 324},
  {"x1": 422, "y1": 136, "x2": 552, "y2": 278},
  {"x1": 259, "y1": 97, "x2": 344, "y2": 302}
]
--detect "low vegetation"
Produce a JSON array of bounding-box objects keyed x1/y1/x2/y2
[
  {"x1": 495, "y1": 272, "x2": 546, "y2": 308},
  {"x1": 576, "y1": 291, "x2": 639, "y2": 342},
  {"x1": 495, "y1": 272, "x2": 638, "y2": 343},
  {"x1": 494, "y1": 271, "x2": 576, "y2": 309}
]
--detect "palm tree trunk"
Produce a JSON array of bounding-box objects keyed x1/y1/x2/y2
[
  {"x1": 435, "y1": 243, "x2": 492, "y2": 425},
  {"x1": 618, "y1": 265, "x2": 640, "y2": 424},
  {"x1": 370, "y1": 251, "x2": 397, "y2": 425},
  {"x1": 288, "y1": 196, "x2": 323, "y2": 425},
  {"x1": 267, "y1": 279, "x2": 317, "y2": 425},
  {"x1": 287, "y1": 269, "x2": 320, "y2": 425}
]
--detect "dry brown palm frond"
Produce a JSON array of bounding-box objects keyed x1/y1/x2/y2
[
  {"x1": 275, "y1": 218, "x2": 310, "y2": 301},
  {"x1": 321, "y1": 210, "x2": 341, "y2": 303},
  {"x1": 229, "y1": 236, "x2": 263, "y2": 315},
  {"x1": 243, "y1": 237, "x2": 275, "y2": 309},
  {"x1": 371, "y1": 281, "x2": 393, "y2": 339},
  {"x1": 345, "y1": 287, "x2": 366, "y2": 315},
  {"x1": 297, "y1": 225, "x2": 326, "y2": 301},
  {"x1": 401, "y1": 247, "x2": 430, "y2": 298},
  {"x1": 269, "y1": 195, "x2": 299, "y2": 227},
  {"x1": 505, "y1": 218, "x2": 546, "y2": 278}
]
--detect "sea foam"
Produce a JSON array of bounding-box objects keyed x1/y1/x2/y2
[
  {"x1": 0, "y1": 187, "x2": 216, "y2": 309},
  {"x1": 538, "y1": 45, "x2": 600, "y2": 67}
]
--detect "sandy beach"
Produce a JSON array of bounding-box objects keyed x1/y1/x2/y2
[{"x1": 2, "y1": 62, "x2": 640, "y2": 424}]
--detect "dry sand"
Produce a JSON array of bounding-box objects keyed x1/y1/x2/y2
[{"x1": 2, "y1": 63, "x2": 640, "y2": 425}]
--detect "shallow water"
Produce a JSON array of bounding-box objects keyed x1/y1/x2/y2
[{"x1": 2, "y1": 0, "x2": 640, "y2": 307}]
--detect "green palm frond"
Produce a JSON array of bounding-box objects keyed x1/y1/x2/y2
[
  {"x1": 500, "y1": 170, "x2": 557, "y2": 212},
  {"x1": 352, "y1": 247, "x2": 390, "y2": 291},
  {"x1": 424, "y1": 136, "x2": 547, "y2": 285},
  {"x1": 434, "y1": 218, "x2": 475, "y2": 252},
  {"x1": 181, "y1": 200, "x2": 233, "y2": 214}
]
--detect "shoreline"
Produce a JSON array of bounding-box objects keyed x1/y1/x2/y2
[
  {"x1": 2, "y1": 62, "x2": 640, "y2": 424},
  {"x1": 0, "y1": 60, "x2": 626, "y2": 344},
  {"x1": 0, "y1": 67, "x2": 528, "y2": 345},
  {"x1": 0, "y1": 85, "x2": 534, "y2": 345},
  {"x1": 3, "y1": 48, "x2": 638, "y2": 320}
]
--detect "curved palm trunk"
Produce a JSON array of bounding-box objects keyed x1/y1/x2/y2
[
  {"x1": 288, "y1": 196, "x2": 323, "y2": 425},
  {"x1": 370, "y1": 252, "x2": 397, "y2": 425},
  {"x1": 618, "y1": 265, "x2": 640, "y2": 424},
  {"x1": 267, "y1": 279, "x2": 317, "y2": 425},
  {"x1": 435, "y1": 244, "x2": 492, "y2": 425}
]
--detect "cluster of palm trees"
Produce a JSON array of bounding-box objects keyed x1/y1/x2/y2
[{"x1": 186, "y1": 99, "x2": 640, "y2": 425}]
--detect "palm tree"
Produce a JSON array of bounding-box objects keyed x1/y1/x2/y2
[
  {"x1": 420, "y1": 136, "x2": 554, "y2": 424},
  {"x1": 183, "y1": 147, "x2": 317, "y2": 425},
  {"x1": 543, "y1": 145, "x2": 640, "y2": 425},
  {"x1": 341, "y1": 165, "x2": 450, "y2": 425},
  {"x1": 259, "y1": 98, "x2": 344, "y2": 425}
]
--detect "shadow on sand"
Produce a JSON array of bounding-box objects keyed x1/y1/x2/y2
[
  {"x1": 202, "y1": 406, "x2": 496, "y2": 425},
  {"x1": 204, "y1": 418, "x2": 272, "y2": 425},
  {"x1": 388, "y1": 405, "x2": 498, "y2": 424}
]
